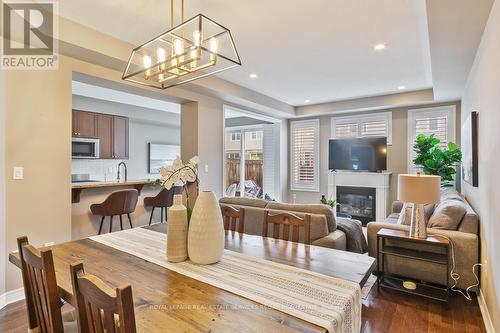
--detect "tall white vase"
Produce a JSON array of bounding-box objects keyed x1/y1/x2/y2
[
  {"x1": 187, "y1": 191, "x2": 224, "y2": 264},
  {"x1": 167, "y1": 194, "x2": 188, "y2": 262}
]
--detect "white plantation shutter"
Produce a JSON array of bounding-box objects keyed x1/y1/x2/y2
[
  {"x1": 408, "y1": 106, "x2": 456, "y2": 172},
  {"x1": 331, "y1": 112, "x2": 392, "y2": 143},
  {"x1": 291, "y1": 119, "x2": 319, "y2": 191}
]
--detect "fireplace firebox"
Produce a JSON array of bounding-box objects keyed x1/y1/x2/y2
[{"x1": 336, "y1": 186, "x2": 376, "y2": 225}]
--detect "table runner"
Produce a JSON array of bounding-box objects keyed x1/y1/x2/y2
[{"x1": 89, "y1": 228, "x2": 361, "y2": 333}]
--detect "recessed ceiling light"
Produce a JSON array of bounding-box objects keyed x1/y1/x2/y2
[
  {"x1": 374, "y1": 43, "x2": 386, "y2": 51},
  {"x1": 249, "y1": 73, "x2": 258, "y2": 79},
  {"x1": 397, "y1": 85, "x2": 406, "y2": 90},
  {"x1": 305, "y1": 99, "x2": 311, "y2": 103}
]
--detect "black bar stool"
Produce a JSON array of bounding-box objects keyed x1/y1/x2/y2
[
  {"x1": 90, "y1": 189, "x2": 139, "y2": 234},
  {"x1": 144, "y1": 186, "x2": 183, "y2": 225}
]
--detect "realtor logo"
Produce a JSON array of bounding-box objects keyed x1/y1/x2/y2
[{"x1": 1, "y1": 1, "x2": 58, "y2": 69}]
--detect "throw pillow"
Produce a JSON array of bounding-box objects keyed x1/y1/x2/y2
[
  {"x1": 396, "y1": 203, "x2": 435, "y2": 225},
  {"x1": 428, "y1": 200, "x2": 467, "y2": 230}
]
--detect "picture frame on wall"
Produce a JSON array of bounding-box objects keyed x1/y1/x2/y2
[
  {"x1": 148, "y1": 143, "x2": 180, "y2": 174},
  {"x1": 462, "y1": 111, "x2": 478, "y2": 187}
]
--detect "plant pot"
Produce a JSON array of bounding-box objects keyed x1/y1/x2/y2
[
  {"x1": 166, "y1": 194, "x2": 188, "y2": 262},
  {"x1": 187, "y1": 191, "x2": 224, "y2": 264}
]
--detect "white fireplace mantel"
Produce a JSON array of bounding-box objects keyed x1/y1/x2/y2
[{"x1": 328, "y1": 171, "x2": 392, "y2": 222}]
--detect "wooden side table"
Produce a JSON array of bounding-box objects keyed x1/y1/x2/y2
[{"x1": 377, "y1": 228, "x2": 450, "y2": 302}]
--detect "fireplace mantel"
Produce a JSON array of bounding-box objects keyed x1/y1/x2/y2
[{"x1": 328, "y1": 171, "x2": 392, "y2": 222}]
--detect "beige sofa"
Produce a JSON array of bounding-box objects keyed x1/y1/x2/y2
[
  {"x1": 219, "y1": 197, "x2": 347, "y2": 250},
  {"x1": 367, "y1": 188, "x2": 479, "y2": 290}
]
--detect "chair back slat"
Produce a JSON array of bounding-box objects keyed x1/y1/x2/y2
[
  {"x1": 220, "y1": 206, "x2": 245, "y2": 233},
  {"x1": 262, "y1": 211, "x2": 312, "y2": 244},
  {"x1": 17, "y1": 236, "x2": 64, "y2": 333},
  {"x1": 70, "y1": 262, "x2": 137, "y2": 333}
]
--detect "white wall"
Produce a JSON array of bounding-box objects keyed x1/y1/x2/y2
[
  {"x1": 71, "y1": 95, "x2": 180, "y2": 180},
  {"x1": 461, "y1": 1, "x2": 500, "y2": 330}
]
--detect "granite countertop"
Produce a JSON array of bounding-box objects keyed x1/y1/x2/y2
[{"x1": 71, "y1": 179, "x2": 158, "y2": 189}]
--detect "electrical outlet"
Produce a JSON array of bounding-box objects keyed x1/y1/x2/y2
[
  {"x1": 13, "y1": 167, "x2": 23, "y2": 180},
  {"x1": 204, "y1": 164, "x2": 209, "y2": 173}
]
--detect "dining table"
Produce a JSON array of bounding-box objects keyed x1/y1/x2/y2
[{"x1": 10, "y1": 223, "x2": 376, "y2": 333}]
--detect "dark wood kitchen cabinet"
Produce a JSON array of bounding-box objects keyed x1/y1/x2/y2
[
  {"x1": 96, "y1": 113, "x2": 129, "y2": 160},
  {"x1": 72, "y1": 110, "x2": 97, "y2": 137}
]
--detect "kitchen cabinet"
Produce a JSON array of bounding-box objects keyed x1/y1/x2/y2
[
  {"x1": 72, "y1": 110, "x2": 97, "y2": 137},
  {"x1": 96, "y1": 113, "x2": 129, "y2": 160}
]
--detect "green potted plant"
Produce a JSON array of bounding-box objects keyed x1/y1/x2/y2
[
  {"x1": 320, "y1": 195, "x2": 336, "y2": 208},
  {"x1": 412, "y1": 134, "x2": 462, "y2": 187}
]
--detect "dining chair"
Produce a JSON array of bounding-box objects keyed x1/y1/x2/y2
[
  {"x1": 17, "y1": 236, "x2": 77, "y2": 333},
  {"x1": 262, "y1": 211, "x2": 311, "y2": 244},
  {"x1": 221, "y1": 206, "x2": 245, "y2": 233},
  {"x1": 70, "y1": 262, "x2": 137, "y2": 333},
  {"x1": 90, "y1": 189, "x2": 139, "y2": 234}
]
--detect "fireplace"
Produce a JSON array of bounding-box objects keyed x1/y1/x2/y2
[{"x1": 336, "y1": 186, "x2": 376, "y2": 225}]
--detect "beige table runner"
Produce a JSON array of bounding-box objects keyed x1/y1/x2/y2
[{"x1": 89, "y1": 228, "x2": 361, "y2": 333}]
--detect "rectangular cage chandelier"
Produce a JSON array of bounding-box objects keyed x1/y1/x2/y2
[{"x1": 122, "y1": 1, "x2": 241, "y2": 90}]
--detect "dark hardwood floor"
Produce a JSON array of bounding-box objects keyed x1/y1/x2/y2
[{"x1": 0, "y1": 288, "x2": 486, "y2": 333}]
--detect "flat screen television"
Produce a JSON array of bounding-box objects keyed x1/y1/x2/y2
[{"x1": 329, "y1": 137, "x2": 387, "y2": 171}]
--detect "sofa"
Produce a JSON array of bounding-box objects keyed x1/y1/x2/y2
[
  {"x1": 219, "y1": 197, "x2": 348, "y2": 250},
  {"x1": 367, "y1": 188, "x2": 479, "y2": 290}
]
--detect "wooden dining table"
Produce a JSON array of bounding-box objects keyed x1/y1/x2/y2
[{"x1": 10, "y1": 224, "x2": 375, "y2": 333}]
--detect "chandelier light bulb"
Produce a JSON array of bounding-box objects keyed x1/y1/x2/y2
[
  {"x1": 174, "y1": 39, "x2": 183, "y2": 55},
  {"x1": 209, "y1": 38, "x2": 218, "y2": 53},
  {"x1": 157, "y1": 48, "x2": 166, "y2": 62},
  {"x1": 143, "y1": 55, "x2": 152, "y2": 68},
  {"x1": 158, "y1": 73, "x2": 164, "y2": 82},
  {"x1": 193, "y1": 30, "x2": 201, "y2": 47}
]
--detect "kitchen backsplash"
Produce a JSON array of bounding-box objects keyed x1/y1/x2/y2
[{"x1": 72, "y1": 159, "x2": 126, "y2": 181}]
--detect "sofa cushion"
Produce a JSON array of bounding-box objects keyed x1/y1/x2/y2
[
  {"x1": 312, "y1": 230, "x2": 347, "y2": 250},
  {"x1": 219, "y1": 197, "x2": 268, "y2": 208},
  {"x1": 428, "y1": 199, "x2": 467, "y2": 230},
  {"x1": 266, "y1": 202, "x2": 336, "y2": 231}
]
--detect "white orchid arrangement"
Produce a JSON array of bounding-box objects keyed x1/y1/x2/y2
[{"x1": 158, "y1": 156, "x2": 200, "y2": 220}]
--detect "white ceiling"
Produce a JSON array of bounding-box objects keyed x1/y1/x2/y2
[{"x1": 59, "y1": 1, "x2": 442, "y2": 106}]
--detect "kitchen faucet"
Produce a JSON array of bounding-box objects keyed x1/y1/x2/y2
[{"x1": 117, "y1": 161, "x2": 127, "y2": 182}]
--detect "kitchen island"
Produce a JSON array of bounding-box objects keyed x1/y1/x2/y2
[
  {"x1": 71, "y1": 179, "x2": 162, "y2": 239},
  {"x1": 72, "y1": 179, "x2": 157, "y2": 203}
]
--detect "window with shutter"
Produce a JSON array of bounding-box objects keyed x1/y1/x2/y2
[
  {"x1": 290, "y1": 119, "x2": 319, "y2": 191},
  {"x1": 408, "y1": 106, "x2": 456, "y2": 172},
  {"x1": 331, "y1": 112, "x2": 392, "y2": 144}
]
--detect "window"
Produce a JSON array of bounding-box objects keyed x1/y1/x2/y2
[
  {"x1": 290, "y1": 119, "x2": 319, "y2": 191},
  {"x1": 408, "y1": 106, "x2": 456, "y2": 172},
  {"x1": 231, "y1": 133, "x2": 241, "y2": 141},
  {"x1": 331, "y1": 112, "x2": 392, "y2": 144},
  {"x1": 251, "y1": 131, "x2": 257, "y2": 139}
]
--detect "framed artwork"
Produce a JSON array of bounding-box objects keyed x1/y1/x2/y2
[
  {"x1": 148, "y1": 143, "x2": 180, "y2": 174},
  {"x1": 461, "y1": 112, "x2": 478, "y2": 187}
]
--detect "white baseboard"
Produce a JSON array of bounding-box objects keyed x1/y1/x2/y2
[
  {"x1": 478, "y1": 288, "x2": 494, "y2": 333},
  {"x1": 0, "y1": 288, "x2": 25, "y2": 310}
]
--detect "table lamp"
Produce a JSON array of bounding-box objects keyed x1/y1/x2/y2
[{"x1": 397, "y1": 173, "x2": 440, "y2": 239}]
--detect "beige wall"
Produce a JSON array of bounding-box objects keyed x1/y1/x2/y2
[
  {"x1": 290, "y1": 102, "x2": 461, "y2": 207},
  {"x1": 461, "y1": 0, "x2": 500, "y2": 330}
]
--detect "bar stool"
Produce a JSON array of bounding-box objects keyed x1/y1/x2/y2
[
  {"x1": 144, "y1": 186, "x2": 183, "y2": 225},
  {"x1": 90, "y1": 189, "x2": 139, "y2": 234}
]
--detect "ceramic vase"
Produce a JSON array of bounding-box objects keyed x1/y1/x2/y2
[
  {"x1": 187, "y1": 191, "x2": 224, "y2": 264},
  {"x1": 166, "y1": 194, "x2": 188, "y2": 262}
]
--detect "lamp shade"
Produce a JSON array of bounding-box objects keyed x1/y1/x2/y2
[{"x1": 397, "y1": 174, "x2": 441, "y2": 204}]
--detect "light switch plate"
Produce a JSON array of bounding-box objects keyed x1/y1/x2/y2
[
  {"x1": 204, "y1": 164, "x2": 209, "y2": 173},
  {"x1": 13, "y1": 167, "x2": 23, "y2": 180}
]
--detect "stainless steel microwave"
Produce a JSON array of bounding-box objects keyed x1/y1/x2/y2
[{"x1": 72, "y1": 137, "x2": 100, "y2": 159}]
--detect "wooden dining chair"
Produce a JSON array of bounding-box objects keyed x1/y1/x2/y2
[
  {"x1": 262, "y1": 211, "x2": 312, "y2": 244},
  {"x1": 70, "y1": 262, "x2": 137, "y2": 333},
  {"x1": 17, "y1": 236, "x2": 74, "y2": 333},
  {"x1": 221, "y1": 206, "x2": 245, "y2": 233}
]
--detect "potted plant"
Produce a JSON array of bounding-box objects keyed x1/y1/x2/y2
[{"x1": 412, "y1": 134, "x2": 462, "y2": 187}]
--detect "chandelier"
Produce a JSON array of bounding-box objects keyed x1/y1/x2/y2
[{"x1": 122, "y1": 0, "x2": 241, "y2": 89}]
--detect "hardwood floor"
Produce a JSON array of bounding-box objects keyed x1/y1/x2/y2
[{"x1": 0, "y1": 288, "x2": 486, "y2": 333}]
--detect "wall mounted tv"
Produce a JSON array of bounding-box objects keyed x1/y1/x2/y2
[{"x1": 329, "y1": 137, "x2": 387, "y2": 172}]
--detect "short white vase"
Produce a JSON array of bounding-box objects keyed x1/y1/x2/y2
[
  {"x1": 166, "y1": 194, "x2": 188, "y2": 262},
  {"x1": 187, "y1": 191, "x2": 224, "y2": 264}
]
